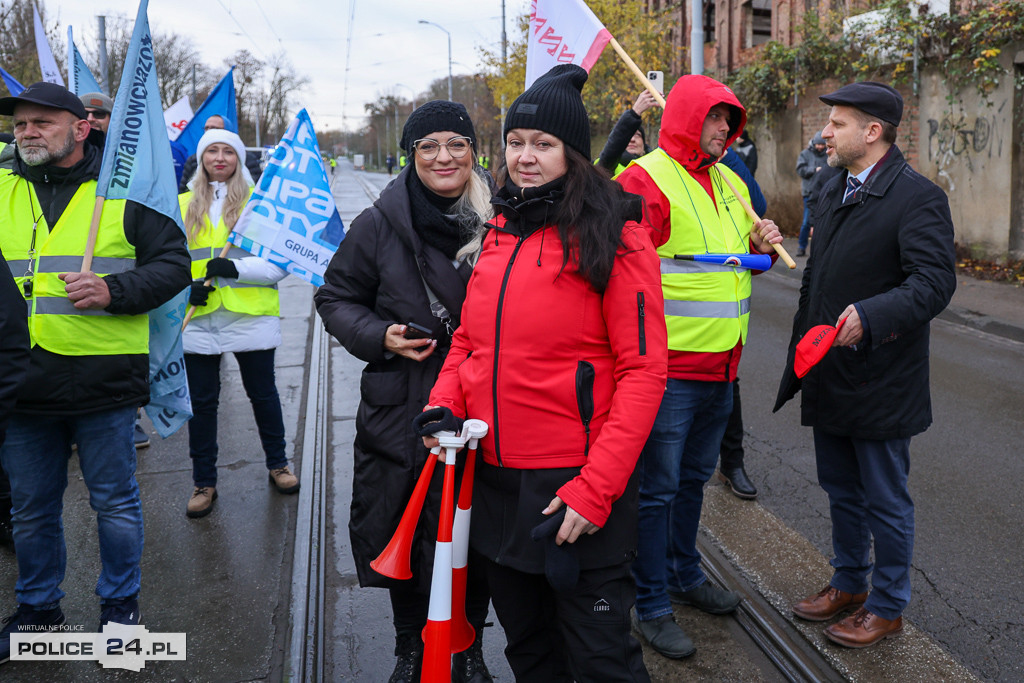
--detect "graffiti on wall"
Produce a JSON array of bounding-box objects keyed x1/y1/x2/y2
[{"x1": 926, "y1": 100, "x2": 1008, "y2": 176}]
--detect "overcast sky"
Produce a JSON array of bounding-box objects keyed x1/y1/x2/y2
[{"x1": 53, "y1": 0, "x2": 531, "y2": 133}]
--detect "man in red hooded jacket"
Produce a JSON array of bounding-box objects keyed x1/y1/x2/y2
[{"x1": 616, "y1": 75, "x2": 783, "y2": 658}]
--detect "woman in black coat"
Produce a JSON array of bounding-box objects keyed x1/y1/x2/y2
[{"x1": 314, "y1": 101, "x2": 494, "y2": 683}]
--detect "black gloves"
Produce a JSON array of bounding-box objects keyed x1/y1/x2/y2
[
  {"x1": 205, "y1": 257, "x2": 239, "y2": 279},
  {"x1": 189, "y1": 279, "x2": 215, "y2": 307},
  {"x1": 412, "y1": 407, "x2": 464, "y2": 436}
]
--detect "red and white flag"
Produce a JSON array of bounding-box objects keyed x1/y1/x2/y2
[{"x1": 526, "y1": 0, "x2": 612, "y2": 88}]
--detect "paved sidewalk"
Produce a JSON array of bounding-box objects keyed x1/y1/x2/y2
[{"x1": 771, "y1": 253, "x2": 1024, "y2": 344}]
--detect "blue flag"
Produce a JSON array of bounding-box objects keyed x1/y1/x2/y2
[
  {"x1": 169, "y1": 68, "x2": 237, "y2": 183},
  {"x1": 67, "y1": 27, "x2": 103, "y2": 95},
  {"x1": 229, "y1": 109, "x2": 345, "y2": 287},
  {"x1": 97, "y1": 0, "x2": 191, "y2": 438},
  {"x1": 0, "y1": 66, "x2": 24, "y2": 96}
]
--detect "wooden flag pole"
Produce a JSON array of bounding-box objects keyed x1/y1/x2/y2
[
  {"x1": 181, "y1": 242, "x2": 233, "y2": 330},
  {"x1": 717, "y1": 172, "x2": 797, "y2": 269},
  {"x1": 81, "y1": 196, "x2": 106, "y2": 272},
  {"x1": 608, "y1": 37, "x2": 666, "y2": 107}
]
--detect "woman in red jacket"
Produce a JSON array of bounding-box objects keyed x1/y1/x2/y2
[{"x1": 423, "y1": 65, "x2": 668, "y2": 682}]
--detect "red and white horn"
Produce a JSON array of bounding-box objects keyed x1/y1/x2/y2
[{"x1": 448, "y1": 419, "x2": 488, "y2": 653}]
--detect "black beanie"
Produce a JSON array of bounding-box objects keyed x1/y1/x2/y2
[
  {"x1": 504, "y1": 64, "x2": 591, "y2": 159},
  {"x1": 400, "y1": 100, "x2": 476, "y2": 155}
]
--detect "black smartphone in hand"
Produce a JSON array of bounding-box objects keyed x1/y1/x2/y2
[{"x1": 403, "y1": 322, "x2": 434, "y2": 340}]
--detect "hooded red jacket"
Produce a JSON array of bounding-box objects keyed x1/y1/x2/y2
[{"x1": 617, "y1": 75, "x2": 769, "y2": 382}]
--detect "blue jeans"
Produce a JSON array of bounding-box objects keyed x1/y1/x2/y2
[
  {"x1": 185, "y1": 350, "x2": 287, "y2": 488},
  {"x1": 798, "y1": 200, "x2": 812, "y2": 250},
  {"x1": 814, "y1": 430, "x2": 914, "y2": 621},
  {"x1": 0, "y1": 406, "x2": 142, "y2": 607},
  {"x1": 633, "y1": 379, "x2": 733, "y2": 621}
]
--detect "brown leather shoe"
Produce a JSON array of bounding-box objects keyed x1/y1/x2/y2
[
  {"x1": 792, "y1": 585, "x2": 868, "y2": 621},
  {"x1": 186, "y1": 486, "x2": 217, "y2": 518},
  {"x1": 825, "y1": 607, "x2": 903, "y2": 648},
  {"x1": 269, "y1": 466, "x2": 300, "y2": 494}
]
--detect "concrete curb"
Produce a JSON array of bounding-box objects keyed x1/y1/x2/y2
[{"x1": 700, "y1": 484, "x2": 979, "y2": 682}]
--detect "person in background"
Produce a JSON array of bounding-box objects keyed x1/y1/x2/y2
[
  {"x1": 795, "y1": 133, "x2": 828, "y2": 257},
  {"x1": 731, "y1": 130, "x2": 758, "y2": 176},
  {"x1": 179, "y1": 129, "x2": 297, "y2": 519},
  {"x1": 79, "y1": 92, "x2": 113, "y2": 135},
  {"x1": 315, "y1": 101, "x2": 495, "y2": 683},
  {"x1": 596, "y1": 89, "x2": 659, "y2": 177},
  {"x1": 178, "y1": 115, "x2": 262, "y2": 193},
  {"x1": 776, "y1": 81, "x2": 956, "y2": 649},
  {"x1": 0, "y1": 83, "x2": 191, "y2": 660},
  {"x1": 329, "y1": 156, "x2": 337, "y2": 176},
  {"x1": 423, "y1": 64, "x2": 667, "y2": 682},
  {"x1": 616, "y1": 74, "x2": 782, "y2": 660},
  {"x1": 385, "y1": 152, "x2": 396, "y2": 176}
]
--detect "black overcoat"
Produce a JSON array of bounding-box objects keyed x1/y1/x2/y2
[
  {"x1": 314, "y1": 169, "x2": 473, "y2": 592},
  {"x1": 774, "y1": 146, "x2": 957, "y2": 440}
]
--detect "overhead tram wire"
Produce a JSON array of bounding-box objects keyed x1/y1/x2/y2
[
  {"x1": 215, "y1": 0, "x2": 269, "y2": 58},
  {"x1": 251, "y1": 0, "x2": 285, "y2": 46}
]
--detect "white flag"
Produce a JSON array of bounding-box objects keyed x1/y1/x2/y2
[
  {"x1": 526, "y1": 0, "x2": 612, "y2": 88},
  {"x1": 33, "y1": 5, "x2": 64, "y2": 86},
  {"x1": 163, "y1": 95, "x2": 194, "y2": 141}
]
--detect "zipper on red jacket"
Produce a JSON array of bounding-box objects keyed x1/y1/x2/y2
[
  {"x1": 637, "y1": 291, "x2": 647, "y2": 356},
  {"x1": 491, "y1": 235, "x2": 527, "y2": 467}
]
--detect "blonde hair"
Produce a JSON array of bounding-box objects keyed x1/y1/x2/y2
[
  {"x1": 184, "y1": 149, "x2": 251, "y2": 243},
  {"x1": 453, "y1": 168, "x2": 495, "y2": 264}
]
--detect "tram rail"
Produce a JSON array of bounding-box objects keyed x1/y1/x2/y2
[{"x1": 287, "y1": 168, "x2": 844, "y2": 682}]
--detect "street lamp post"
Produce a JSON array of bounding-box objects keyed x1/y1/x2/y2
[{"x1": 418, "y1": 20, "x2": 452, "y2": 101}]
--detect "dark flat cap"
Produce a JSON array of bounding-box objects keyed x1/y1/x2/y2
[
  {"x1": 0, "y1": 81, "x2": 88, "y2": 119},
  {"x1": 820, "y1": 81, "x2": 903, "y2": 127}
]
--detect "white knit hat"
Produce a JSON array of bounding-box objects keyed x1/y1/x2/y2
[{"x1": 191, "y1": 129, "x2": 253, "y2": 188}]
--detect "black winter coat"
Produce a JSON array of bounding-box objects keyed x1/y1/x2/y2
[
  {"x1": 774, "y1": 146, "x2": 956, "y2": 439},
  {"x1": 314, "y1": 168, "x2": 473, "y2": 592},
  {"x1": 0, "y1": 245, "x2": 30, "y2": 447},
  {"x1": 7, "y1": 138, "x2": 192, "y2": 416}
]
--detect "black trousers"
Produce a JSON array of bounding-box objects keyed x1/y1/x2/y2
[
  {"x1": 485, "y1": 558, "x2": 650, "y2": 683},
  {"x1": 719, "y1": 378, "x2": 745, "y2": 470}
]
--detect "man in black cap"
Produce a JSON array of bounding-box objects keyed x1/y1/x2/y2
[
  {"x1": 774, "y1": 81, "x2": 956, "y2": 648},
  {"x1": 0, "y1": 82, "x2": 190, "y2": 661}
]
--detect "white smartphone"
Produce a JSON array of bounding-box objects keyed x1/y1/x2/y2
[{"x1": 646, "y1": 70, "x2": 664, "y2": 96}]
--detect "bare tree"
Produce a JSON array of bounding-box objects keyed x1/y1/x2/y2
[{"x1": 0, "y1": 0, "x2": 66, "y2": 87}]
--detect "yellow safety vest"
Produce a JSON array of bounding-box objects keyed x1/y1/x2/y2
[
  {"x1": 179, "y1": 190, "x2": 279, "y2": 318},
  {"x1": 631, "y1": 149, "x2": 753, "y2": 353},
  {"x1": 0, "y1": 171, "x2": 147, "y2": 356}
]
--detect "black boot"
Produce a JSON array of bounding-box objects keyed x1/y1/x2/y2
[
  {"x1": 452, "y1": 638, "x2": 493, "y2": 683},
  {"x1": 389, "y1": 632, "x2": 423, "y2": 683},
  {"x1": 718, "y1": 466, "x2": 758, "y2": 500}
]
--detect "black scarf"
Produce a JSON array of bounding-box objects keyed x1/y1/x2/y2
[
  {"x1": 406, "y1": 169, "x2": 472, "y2": 260},
  {"x1": 491, "y1": 176, "x2": 566, "y2": 237}
]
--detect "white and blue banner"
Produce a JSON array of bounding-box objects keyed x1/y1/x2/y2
[
  {"x1": 67, "y1": 26, "x2": 103, "y2": 95},
  {"x1": 97, "y1": 0, "x2": 191, "y2": 438},
  {"x1": 33, "y1": 5, "x2": 63, "y2": 86},
  {"x1": 229, "y1": 109, "x2": 345, "y2": 287}
]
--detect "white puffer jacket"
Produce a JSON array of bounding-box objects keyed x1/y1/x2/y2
[{"x1": 183, "y1": 181, "x2": 289, "y2": 355}]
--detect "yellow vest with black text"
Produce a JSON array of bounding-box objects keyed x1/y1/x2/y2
[
  {"x1": 179, "y1": 190, "x2": 279, "y2": 318},
  {"x1": 632, "y1": 149, "x2": 753, "y2": 353},
  {"x1": 0, "y1": 171, "x2": 147, "y2": 355}
]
